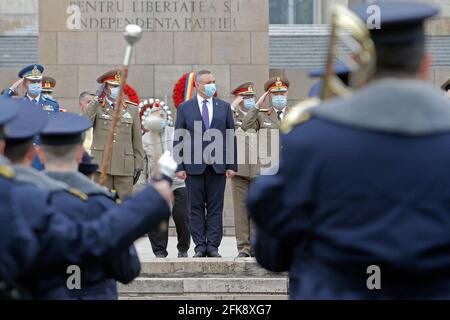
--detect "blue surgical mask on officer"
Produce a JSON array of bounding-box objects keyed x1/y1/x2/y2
[
  {"x1": 110, "y1": 86, "x2": 120, "y2": 100},
  {"x1": 204, "y1": 83, "x2": 217, "y2": 98},
  {"x1": 28, "y1": 82, "x2": 42, "y2": 96},
  {"x1": 272, "y1": 95, "x2": 287, "y2": 110},
  {"x1": 243, "y1": 98, "x2": 256, "y2": 109}
]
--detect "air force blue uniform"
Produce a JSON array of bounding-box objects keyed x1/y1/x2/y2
[
  {"x1": 248, "y1": 2, "x2": 448, "y2": 299},
  {"x1": 249, "y1": 79, "x2": 450, "y2": 299},
  {"x1": 0, "y1": 100, "x2": 171, "y2": 299},
  {"x1": 2, "y1": 65, "x2": 60, "y2": 171}
]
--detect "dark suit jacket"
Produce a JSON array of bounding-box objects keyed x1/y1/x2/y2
[{"x1": 174, "y1": 97, "x2": 237, "y2": 175}]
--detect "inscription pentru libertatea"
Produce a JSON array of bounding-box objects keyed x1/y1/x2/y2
[{"x1": 68, "y1": 0, "x2": 242, "y2": 31}]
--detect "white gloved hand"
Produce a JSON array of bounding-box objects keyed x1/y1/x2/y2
[{"x1": 158, "y1": 150, "x2": 177, "y2": 179}]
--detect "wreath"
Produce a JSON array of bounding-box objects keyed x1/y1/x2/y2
[{"x1": 138, "y1": 98, "x2": 173, "y2": 134}]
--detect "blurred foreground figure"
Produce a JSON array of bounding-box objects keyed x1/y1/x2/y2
[
  {"x1": 248, "y1": 2, "x2": 450, "y2": 299},
  {"x1": 0, "y1": 99, "x2": 173, "y2": 299}
]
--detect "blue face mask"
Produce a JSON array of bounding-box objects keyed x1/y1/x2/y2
[
  {"x1": 272, "y1": 95, "x2": 287, "y2": 110},
  {"x1": 110, "y1": 86, "x2": 120, "y2": 100},
  {"x1": 243, "y1": 98, "x2": 256, "y2": 109},
  {"x1": 204, "y1": 83, "x2": 217, "y2": 98},
  {"x1": 28, "y1": 83, "x2": 42, "y2": 96}
]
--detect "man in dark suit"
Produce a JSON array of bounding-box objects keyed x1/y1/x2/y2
[{"x1": 174, "y1": 70, "x2": 237, "y2": 258}]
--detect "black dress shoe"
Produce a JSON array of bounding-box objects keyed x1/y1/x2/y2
[
  {"x1": 178, "y1": 251, "x2": 188, "y2": 258},
  {"x1": 237, "y1": 252, "x2": 250, "y2": 258},
  {"x1": 193, "y1": 252, "x2": 206, "y2": 258},
  {"x1": 207, "y1": 251, "x2": 222, "y2": 258}
]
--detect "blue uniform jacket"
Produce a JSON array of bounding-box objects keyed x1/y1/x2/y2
[
  {"x1": 5, "y1": 167, "x2": 169, "y2": 298},
  {"x1": 174, "y1": 97, "x2": 238, "y2": 175},
  {"x1": 3, "y1": 89, "x2": 59, "y2": 170},
  {"x1": 248, "y1": 79, "x2": 450, "y2": 299},
  {"x1": 12, "y1": 167, "x2": 141, "y2": 300},
  {"x1": 0, "y1": 163, "x2": 38, "y2": 282}
]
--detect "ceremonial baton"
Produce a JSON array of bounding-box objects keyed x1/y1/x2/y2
[{"x1": 99, "y1": 24, "x2": 143, "y2": 186}]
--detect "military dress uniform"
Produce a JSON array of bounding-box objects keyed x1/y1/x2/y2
[
  {"x1": 230, "y1": 82, "x2": 259, "y2": 257},
  {"x1": 0, "y1": 101, "x2": 38, "y2": 299},
  {"x1": 241, "y1": 77, "x2": 291, "y2": 175},
  {"x1": 83, "y1": 70, "x2": 144, "y2": 199},
  {"x1": 41, "y1": 76, "x2": 64, "y2": 111},
  {"x1": 248, "y1": 2, "x2": 450, "y2": 299},
  {"x1": 2, "y1": 65, "x2": 59, "y2": 171},
  {"x1": 4, "y1": 107, "x2": 142, "y2": 299}
]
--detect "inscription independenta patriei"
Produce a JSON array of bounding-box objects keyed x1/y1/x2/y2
[{"x1": 68, "y1": 0, "x2": 242, "y2": 31}]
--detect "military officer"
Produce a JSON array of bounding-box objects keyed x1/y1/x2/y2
[
  {"x1": 230, "y1": 82, "x2": 258, "y2": 258},
  {"x1": 83, "y1": 70, "x2": 144, "y2": 199},
  {"x1": 41, "y1": 75, "x2": 64, "y2": 111},
  {"x1": 2, "y1": 65, "x2": 60, "y2": 171},
  {"x1": 241, "y1": 77, "x2": 291, "y2": 175},
  {"x1": 248, "y1": 2, "x2": 450, "y2": 299},
  {"x1": 3, "y1": 65, "x2": 60, "y2": 115}
]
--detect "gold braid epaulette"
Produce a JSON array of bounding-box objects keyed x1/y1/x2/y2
[
  {"x1": 68, "y1": 188, "x2": 88, "y2": 201},
  {"x1": 0, "y1": 165, "x2": 14, "y2": 179}
]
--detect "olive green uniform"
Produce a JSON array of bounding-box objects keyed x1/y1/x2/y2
[{"x1": 83, "y1": 98, "x2": 144, "y2": 199}]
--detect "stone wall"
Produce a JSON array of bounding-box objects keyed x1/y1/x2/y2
[
  {"x1": 38, "y1": 0, "x2": 270, "y2": 112},
  {"x1": 0, "y1": 0, "x2": 37, "y2": 34}
]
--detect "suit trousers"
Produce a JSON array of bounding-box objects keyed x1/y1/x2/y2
[
  {"x1": 186, "y1": 165, "x2": 226, "y2": 254},
  {"x1": 231, "y1": 175, "x2": 255, "y2": 256},
  {"x1": 147, "y1": 187, "x2": 191, "y2": 256},
  {"x1": 94, "y1": 173, "x2": 133, "y2": 200}
]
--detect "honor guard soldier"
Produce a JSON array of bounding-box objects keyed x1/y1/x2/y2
[
  {"x1": 0, "y1": 98, "x2": 173, "y2": 299},
  {"x1": 248, "y1": 2, "x2": 450, "y2": 299},
  {"x1": 0, "y1": 99, "x2": 38, "y2": 299},
  {"x1": 83, "y1": 70, "x2": 145, "y2": 199},
  {"x1": 4, "y1": 108, "x2": 142, "y2": 299},
  {"x1": 230, "y1": 82, "x2": 258, "y2": 258}
]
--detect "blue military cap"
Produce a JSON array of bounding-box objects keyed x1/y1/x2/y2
[
  {"x1": 350, "y1": 1, "x2": 439, "y2": 45},
  {"x1": 5, "y1": 100, "x2": 48, "y2": 143},
  {"x1": 40, "y1": 113, "x2": 92, "y2": 146},
  {"x1": 78, "y1": 151, "x2": 99, "y2": 176},
  {"x1": 18, "y1": 64, "x2": 44, "y2": 80}
]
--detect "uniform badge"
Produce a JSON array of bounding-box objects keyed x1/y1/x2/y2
[
  {"x1": 42, "y1": 105, "x2": 54, "y2": 112},
  {"x1": 101, "y1": 113, "x2": 111, "y2": 119},
  {"x1": 263, "y1": 121, "x2": 273, "y2": 126}
]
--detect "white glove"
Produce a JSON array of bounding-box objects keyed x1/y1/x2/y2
[{"x1": 158, "y1": 150, "x2": 177, "y2": 179}]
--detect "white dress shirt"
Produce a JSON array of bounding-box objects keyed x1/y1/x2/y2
[
  {"x1": 26, "y1": 94, "x2": 41, "y2": 103},
  {"x1": 197, "y1": 94, "x2": 213, "y2": 126}
]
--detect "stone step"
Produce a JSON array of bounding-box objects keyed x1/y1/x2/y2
[
  {"x1": 139, "y1": 259, "x2": 287, "y2": 278},
  {"x1": 118, "y1": 277, "x2": 288, "y2": 295},
  {"x1": 119, "y1": 294, "x2": 288, "y2": 300}
]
